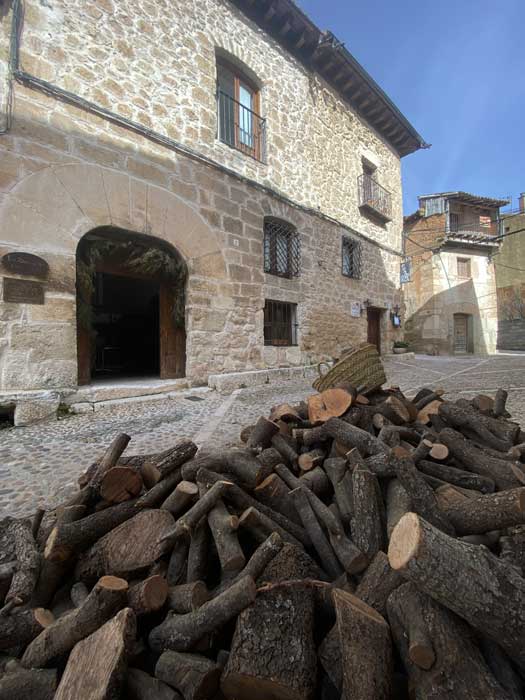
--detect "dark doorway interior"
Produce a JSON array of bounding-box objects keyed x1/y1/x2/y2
[
  {"x1": 367, "y1": 307, "x2": 382, "y2": 354},
  {"x1": 92, "y1": 272, "x2": 160, "y2": 378}
]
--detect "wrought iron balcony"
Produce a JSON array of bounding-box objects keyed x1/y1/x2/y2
[
  {"x1": 217, "y1": 90, "x2": 266, "y2": 163},
  {"x1": 358, "y1": 173, "x2": 392, "y2": 222}
]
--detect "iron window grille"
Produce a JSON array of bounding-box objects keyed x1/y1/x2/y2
[
  {"x1": 358, "y1": 173, "x2": 392, "y2": 221},
  {"x1": 264, "y1": 300, "x2": 298, "y2": 346},
  {"x1": 264, "y1": 218, "x2": 300, "y2": 278},
  {"x1": 342, "y1": 236, "x2": 362, "y2": 279}
]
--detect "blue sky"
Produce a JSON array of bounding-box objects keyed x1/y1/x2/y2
[{"x1": 298, "y1": 0, "x2": 524, "y2": 214}]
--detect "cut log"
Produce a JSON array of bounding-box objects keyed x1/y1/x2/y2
[
  {"x1": 45, "y1": 499, "x2": 140, "y2": 562},
  {"x1": 298, "y1": 448, "x2": 326, "y2": 472},
  {"x1": 75, "y1": 510, "x2": 175, "y2": 582},
  {"x1": 167, "y1": 537, "x2": 189, "y2": 587},
  {"x1": 271, "y1": 433, "x2": 299, "y2": 466},
  {"x1": 471, "y1": 394, "x2": 495, "y2": 413},
  {"x1": 0, "y1": 607, "x2": 54, "y2": 652},
  {"x1": 320, "y1": 590, "x2": 392, "y2": 699},
  {"x1": 307, "y1": 389, "x2": 353, "y2": 423},
  {"x1": 70, "y1": 581, "x2": 89, "y2": 607},
  {"x1": 439, "y1": 428, "x2": 522, "y2": 490},
  {"x1": 355, "y1": 551, "x2": 404, "y2": 617},
  {"x1": 161, "y1": 480, "x2": 199, "y2": 516},
  {"x1": 324, "y1": 458, "x2": 353, "y2": 524},
  {"x1": 126, "y1": 668, "x2": 181, "y2": 700},
  {"x1": 247, "y1": 416, "x2": 280, "y2": 448},
  {"x1": 239, "y1": 506, "x2": 303, "y2": 548},
  {"x1": 494, "y1": 388, "x2": 509, "y2": 418},
  {"x1": 198, "y1": 468, "x2": 310, "y2": 547},
  {"x1": 269, "y1": 403, "x2": 301, "y2": 423},
  {"x1": 22, "y1": 576, "x2": 128, "y2": 669},
  {"x1": 99, "y1": 467, "x2": 143, "y2": 503},
  {"x1": 412, "y1": 438, "x2": 433, "y2": 464},
  {"x1": 439, "y1": 403, "x2": 512, "y2": 452},
  {"x1": 141, "y1": 441, "x2": 198, "y2": 484},
  {"x1": 429, "y1": 442, "x2": 449, "y2": 461},
  {"x1": 254, "y1": 473, "x2": 301, "y2": 525},
  {"x1": 31, "y1": 505, "x2": 86, "y2": 607},
  {"x1": 212, "y1": 532, "x2": 283, "y2": 597},
  {"x1": 161, "y1": 481, "x2": 232, "y2": 544},
  {"x1": 386, "y1": 479, "x2": 411, "y2": 538},
  {"x1": 417, "y1": 459, "x2": 495, "y2": 493},
  {"x1": 207, "y1": 498, "x2": 245, "y2": 573},
  {"x1": 351, "y1": 468, "x2": 385, "y2": 560},
  {"x1": 0, "y1": 668, "x2": 57, "y2": 700},
  {"x1": 300, "y1": 466, "x2": 331, "y2": 497},
  {"x1": 168, "y1": 582, "x2": 209, "y2": 613},
  {"x1": 499, "y1": 525, "x2": 525, "y2": 575},
  {"x1": 186, "y1": 520, "x2": 209, "y2": 583},
  {"x1": 54, "y1": 607, "x2": 135, "y2": 700},
  {"x1": 155, "y1": 651, "x2": 221, "y2": 700},
  {"x1": 439, "y1": 488, "x2": 525, "y2": 535},
  {"x1": 149, "y1": 575, "x2": 256, "y2": 653},
  {"x1": 6, "y1": 519, "x2": 40, "y2": 606},
  {"x1": 128, "y1": 575, "x2": 168, "y2": 616},
  {"x1": 376, "y1": 396, "x2": 411, "y2": 425},
  {"x1": 221, "y1": 545, "x2": 317, "y2": 700},
  {"x1": 136, "y1": 469, "x2": 183, "y2": 509},
  {"x1": 441, "y1": 402, "x2": 519, "y2": 445},
  {"x1": 89, "y1": 433, "x2": 131, "y2": 489},
  {"x1": 480, "y1": 637, "x2": 524, "y2": 700},
  {"x1": 257, "y1": 447, "x2": 284, "y2": 470},
  {"x1": 323, "y1": 417, "x2": 388, "y2": 457},
  {"x1": 388, "y1": 512, "x2": 525, "y2": 672},
  {"x1": 391, "y1": 451, "x2": 455, "y2": 536},
  {"x1": 290, "y1": 487, "x2": 342, "y2": 578},
  {"x1": 388, "y1": 582, "x2": 509, "y2": 698},
  {"x1": 417, "y1": 400, "x2": 442, "y2": 425}
]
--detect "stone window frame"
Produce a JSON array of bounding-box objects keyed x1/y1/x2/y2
[
  {"x1": 341, "y1": 235, "x2": 362, "y2": 279},
  {"x1": 263, "y1": 217, "x2": 301, "y2": 279},
  {"x1": 457, "y1": 257, "x2": 472, "y2": 279},
  {"x1": 263, "y1": 299, "x2": 298, "y2": 346}
]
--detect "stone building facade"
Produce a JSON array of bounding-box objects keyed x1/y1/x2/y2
[
  {"x1": 403, "y1": 192, "x2": 508, "y2": 356},
  {"x1": 0, "y1": 0, "x2": 425, "y2": 409},
  {"x1": 496, "y1": 196, "x2": 525, "y2": 350}
]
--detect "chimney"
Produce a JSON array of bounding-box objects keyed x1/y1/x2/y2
[{"x1": 519, "y1": 193, "x2": 525, "y2": 213}]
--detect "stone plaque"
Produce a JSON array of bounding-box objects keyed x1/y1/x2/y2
[
  {"x1": 2, "y1": 252, "x2": 49, "y2": 278},
  {"x1": 350, "y1": 301, "x2": 361, "y2": 318},
  {"x1": 3, "y1": 277, "x2": 45, "y2": 305}
]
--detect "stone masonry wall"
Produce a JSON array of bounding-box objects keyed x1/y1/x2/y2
[
  {"x1": 12, "y1": 0, "x2": 403, "y2": 250},
  {"x1": 0, "y1": 0, "x2": 405, "y2": 393}
]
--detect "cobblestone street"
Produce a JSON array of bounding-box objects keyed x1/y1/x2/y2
[{"x1": 1, "y1": 354, "x2": 524, "y2": 518}]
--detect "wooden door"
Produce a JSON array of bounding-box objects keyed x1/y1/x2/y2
[
  {"x1": 454, "y1": 314, "x2": 468, "y2": 354},
  {"x1": 160, "y1": 283, "x2": 186, "y2": 379},
  {"x1": 367, "y1": 307, "x2": 381, "y2": 354}
]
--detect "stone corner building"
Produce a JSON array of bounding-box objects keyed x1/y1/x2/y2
[
  {"x1": 0, "y1": 0, "x2": 426, "y2": 407},
  {"x1": 403, "y1": 191, "x2": 508, "y2": 356}
]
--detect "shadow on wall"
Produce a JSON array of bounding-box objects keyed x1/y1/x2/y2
[
  {"x1": 497, "y1": 284, "x2": 525, "y2": 351},
  {"x1": 404, "y1": 279, "x2": 488, "y2": 356}
]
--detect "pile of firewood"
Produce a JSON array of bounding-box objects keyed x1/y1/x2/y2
[{"x1": 1, "y1": 382, "x2": 525, "y2": 699}]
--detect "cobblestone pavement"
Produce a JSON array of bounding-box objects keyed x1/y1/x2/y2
[{"x1": 1, "y1": 353, "x2": 524, "y2": 517}]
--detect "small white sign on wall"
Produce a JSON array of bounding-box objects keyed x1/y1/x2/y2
[{"x1": 351, "y1": 302, "x2": 361, "y2": 318}]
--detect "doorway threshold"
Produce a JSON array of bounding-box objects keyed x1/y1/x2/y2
[{"x1": 66, "y1": 376, "x2": 194, "y2": 410}]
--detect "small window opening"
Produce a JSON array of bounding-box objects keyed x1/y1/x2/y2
[
  {"x1": 457, "y1": 257, "x2": 471, "y2": 279},
  {"x1": 264, "y1": 218, "x2": 300, "y2": 278},
  {"x1": 264, "y1": 300, "x2": 298, "y2": 346},
  {"x1": 342, "y1": 236, "x2": 362, "y2": 279}
]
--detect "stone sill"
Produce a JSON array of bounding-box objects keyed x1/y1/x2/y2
[{"x1": 208, "y1": 364, "x2": 319, "y2": 393}]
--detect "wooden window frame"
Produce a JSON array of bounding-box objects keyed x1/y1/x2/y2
[{"x1": 457, "y1": 257, "x2": 471, "y2": 279}]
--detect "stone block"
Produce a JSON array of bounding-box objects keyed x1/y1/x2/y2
[{"x1": 14, "y1": 392, "x2": 60, "y2": 426}]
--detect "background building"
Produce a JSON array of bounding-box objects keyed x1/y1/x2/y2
[
  {"x1": 0, "y1": 0, "x2": 425, "y2": 414},
  {"x1": 403, "y1": 192, "x2": 508, "y2": 355}
]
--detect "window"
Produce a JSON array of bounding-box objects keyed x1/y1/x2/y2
[
  {"x1": 342, "y1": 236, "x2": 362, "y2": 279},
  {"x1": 216, "y1": 60, "x2": 265, "y2": 161},
  {"x1": 264, "y1": 218, "x2": 300, "y2": 278},
  {"x1": 449, "y1": 212, "x2": 459, "y2": 232},
  {"x1": 264, "y1": 300, "x2": 298, "y2": 346},
  {"x1": 457, "y1": 257, "x2": 471, "y2": 279}
]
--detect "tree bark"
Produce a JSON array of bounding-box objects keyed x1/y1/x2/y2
[
  {"x1": 298, "y1": 448, "x2": 326, "y2": 473},
  {"x1": 324, "y1": 458, "x2": 353, "y2": 524},
  {"x1": 254, "y1": 473, "x2": 301, "y2": 525},
  {"x1": 386, "y1": 479, "x2": 411, "y2": 538},
  {"x1": 323, "y1": 417, "x2": 388, "y2": 457},
  {"x1": 6, "y1": 519, "x2": 40, "y2": 606},
  {"x1": 167, "y1": 536, "x2": 188, "y2": 587},
  {"x1": 0, "y1": 607, "x2": 54, "y2": 652},
  {"x1": 75, "y1": 510, "x2": 175, "y2": 582},
  {"x1": 439, "y1": 403, "x2": 512, "y2": 452},
  {"x1": 161, "y1": 481, "x2": 232, "y2": 544},
  {"x1": 238, "y1": 506, "x2": 303, "y2": 549},
  {"x1": 351, "y1": 468, "x2": 385, "y2": 561},
  {"x1": 388, "y1": 512, "x2": 525, "y2": 672},
  {"x1": 155, "y1": 651, "x2": 221, "y2": 700},
  {"x1": 391, "y1": 452, "x2": 455, "y2": 535},
  {"x1": 494, "y1": 388, "x2": 509, "y2": 417},
  {"x1": 247, "y1": 416, "x2": 280, "y2": 449},
  {"x1": 257, "y1": 447, "x2": 285, "y2": 471},
  {"x1": 99, "y1": 467, "x2": 143, "y2": 503},
  {"x1": 207, "y1": 498, "x2": 245, "y2": 574},
  {"x1": 300, "y1": 466, "x2": 331, "y2": 497},
  {"x1": 480, "y1": 637, "x2": 524, "y2": 700},
  {"x1": 22, "y1": 576, "x2": 128, "y2": 669},
  {"x1": 135, "y1": 469, "x2": 183, "y2": 509},
  {"x1": 439, "y1": 428, "x2": 522, "y2": 490},
  {"x1": 417, "y1": 459, "x2": 495, "y2": 493},
  {"x1": 168, "y1": 582, "x2": 209, "y2": 613},
  {"x1": 221, "y1": 546, "x2": 317, "y2": 700},
  {"x1": 143, "y1": 441, "x2": 198, "y2": 483},
  {"x1": 70, "y1": 581, "x2": 89, "y2": 607},
  {"x1": 160, "y1": 480, "x2": 198, "y2": 516},
  {"x1": 499, "y1": 525, "x2": 525, "y2": 575},
  {"x1": 89, "y1": 433, "x2": 131, "y2": 490},
  {"x1": 0, "y1": 668, "x2": 57, "y2": 700},
  {"x1": 186, "y1": 519, "x2": 209, "y2": 583},
  {"x1": 126, "y1": 668, "x2": 181, "y2": 700},
  {"x1": 387, "y1": 582, "x2": 508, "y2": 699},
  {"x1": 149, "y1": 575, "x2": 256, "y2": 653},
  {"x1": 54, "y1": 607, "x2": 135, "y2": 700},
  {"x1": 355, "y1": 551, "x2": 404, "y2": 617},
  {"x1": 439, "y1": 488, "x2": 525, "y2": 535},
  {"x1": 271, "y1": 433, "x2": 299, "y2": 466}
]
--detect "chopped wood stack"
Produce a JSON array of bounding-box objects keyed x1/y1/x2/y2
[{"x1": 1, "y1": 383, "x2": 525, "y2": 699}]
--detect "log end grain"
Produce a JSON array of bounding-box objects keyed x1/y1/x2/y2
[{"x1": 387, "y1": 512, "x2": 421, "y2": 571}]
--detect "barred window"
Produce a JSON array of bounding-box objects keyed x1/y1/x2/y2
[
  {"x1": 264, "y1": 300, "x2": 298, "y2": 346},
  {"x1": 342, "y1": 236, "x2": 362, "y2": 279},
  {"x1": 263, "y1": 218, "x2": 300, "y2": 278}
]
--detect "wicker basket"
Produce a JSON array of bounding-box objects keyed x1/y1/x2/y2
[{"x1": 312, "y1": 342, "x2": 386, "y2": 393}]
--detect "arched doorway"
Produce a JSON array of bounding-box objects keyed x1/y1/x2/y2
[{"x1": 76, "y1": 227, "x2": 187, "y2": 385}]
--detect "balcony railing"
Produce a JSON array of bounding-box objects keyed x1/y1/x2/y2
[
  {"x1": 358, "y1": 173, "x2": 392, "y2": 222},
  {"x1": 217, "y1": 90, "x2": 266, "y2": 163},
  {"x1": 448, "y1": 215, "x2": 499, "y2": 237}
]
